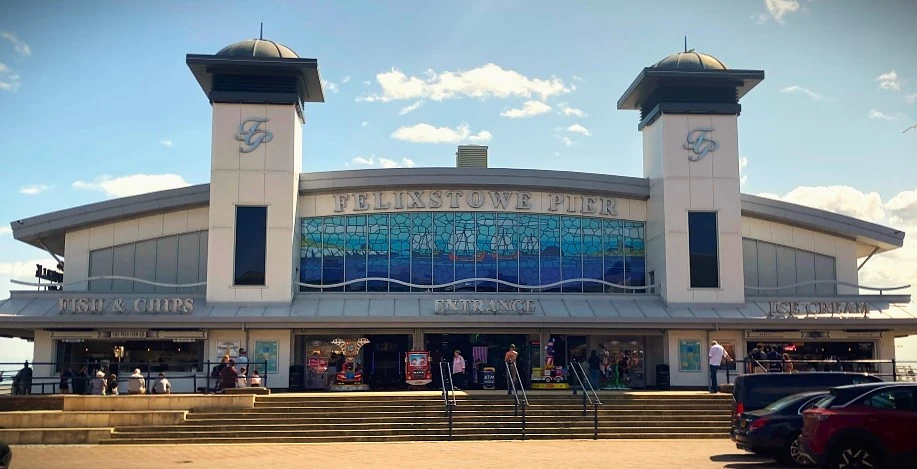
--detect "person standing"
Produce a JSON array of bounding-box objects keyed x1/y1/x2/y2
[
  {"x1": 708, "y1": 341, "x2": 730, "y2": 394},
  {"x1": 587, "y1": 350, "x2": 601, "y2": 388},
  {"x1": 89, "y1": 371, "x2": 107, "y2": 395},
  {"x1": 783, "y1": 353, "x2": 795, "y2": 373},
  {"x1": 451, "y1": 350, "x2": 466, "y2": 390},
  {"x1": 127, "y1": 369, "x2": 146, "y2": 395},
  {"x1": 236, "y1": 348, "x2": 249, "y2": 377},
  {"x1": 59, "y1": 367, "x2": 72, "y2": 394},
  {"x1": 766, "y1": 346, "x2": 783, "y2": 372},
  {"x1": 504, "y1": 344, "x2": 519, "y2": 394},
  {"x1": 72, "y1": 366, "x2": 88, "y2": 395},
  {"x1": 14, "y1": 361, "x2": 32, "y2": 395}
]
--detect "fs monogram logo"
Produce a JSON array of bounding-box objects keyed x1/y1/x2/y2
[
  {"x1": 235, "y1": 117, "x2": 273, "y2": 153},
  {"x1": 683, "y1": 127, "x2": 719, "y2": 162}
]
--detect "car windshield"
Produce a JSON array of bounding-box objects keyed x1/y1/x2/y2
[{"x1": 763, "y1": 393, "x2": 812, "y2": 412}]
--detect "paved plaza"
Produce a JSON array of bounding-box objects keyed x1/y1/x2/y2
[{"x1": 9, "y1": 440, "x2": 792, "y2": 469}]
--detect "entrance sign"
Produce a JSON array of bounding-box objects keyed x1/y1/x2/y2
[
  {"x1": 58, "y1": 298, "x2": 194, "y2": 314},
  {"x1": 766, "y1": 301, "x2": 870, "y2": 319},
  {"x1": 684, "y1": 128, "x2": 718, "y2": 162},
  {"x1": 235, "y1": 117, "x2": 273, "y2": 153},
  {"x1": 434, "y1": 299, "x2": 537, "y2": 315},
  {"x1": 332, "y1": 190, "x2": 618, "y2": 217},
  {"x1": 110, "y1": 330, "x2": 148, "y2": 339}
]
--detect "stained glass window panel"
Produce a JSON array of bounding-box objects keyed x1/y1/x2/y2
[
  {"x1": 476, "y1": 213, "x2": 497, "y2": 292},
  {"x1": 496, "y1": 214, "x2": 519, "y2": 292},
  {"x1": 322, "y1": 216, "x2": 345, "y2": 291},
  {"x1": 300, "y1": 217, "x2": 323, "y2": 291},
  {"x1": 410, "y1": 213, "x2": 433, "y2": 290},
  {"x1": 582, "y1": 217, "x2": 603, "y2": 292},
  {"x1": 561, "y1": 216, "x2": 582, "y2": 292},
  {"x1": 518, "y1": 214, "x2": 540, "y2": 289},
  {"x1": 453, "y1": 213, "x2": 476, "y2": 291},
  {"x1": 539, "y1": 215, "x2": 561, "y2": 292},
  {"x1": 367, "y1": 214, "x2": 389, "y2": 292},
  {"x1": 389, "y1": 214, "x2": 411, "y2": 292},
  {"x1": 433, "y1": 212, "x2": 455, "y2": 290}
]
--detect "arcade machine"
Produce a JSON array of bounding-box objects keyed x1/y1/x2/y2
[
  {"x1": 329, "y1": 338, "x2": 371, "y2": 391},
  {"x1": 405, "y1": 351, "x2": 432, "y2": 389},
  {"x1": 304, "y1": 350, "x2": 332, "y2": 390},
  {"x1": 530, "y1": 338, "x2": 569, "y2": 389}
]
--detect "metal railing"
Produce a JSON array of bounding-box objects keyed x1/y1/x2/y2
[
  {"x1": 438, "y1": 360, "x2": 457, "y2": 440},
  {"x1": 0, "y1": 360, "x2": 271, "y2": 395},
  {"x1": 568, "y1": 360, "x2": 602, "y2": 440},
  {"x1": 504, "y1": 360, "x2": 529, "y2": 440},
  {"x1": 724, "y1": 358, "x2": 917, "y2": 384}
]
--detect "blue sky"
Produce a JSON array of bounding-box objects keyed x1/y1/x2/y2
[{"x1": 1, "y1": 0, "x2": 917, "y2": 363}]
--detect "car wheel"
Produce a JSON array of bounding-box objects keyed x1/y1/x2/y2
[
  {"x1": 780, "y1": 434, "x2": 813, "y2": 467},
  {"x1": 828, "y1": 441, "x2": 881, "y2": 469}
]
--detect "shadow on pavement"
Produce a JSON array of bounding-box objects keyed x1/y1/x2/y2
[{"x1": 710, "y1": 453, "x2": 795, "y2": 469}]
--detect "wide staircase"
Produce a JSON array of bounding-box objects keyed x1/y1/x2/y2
[{"x1": 102, "y1": 391, "x2": 732, "y2": 444}]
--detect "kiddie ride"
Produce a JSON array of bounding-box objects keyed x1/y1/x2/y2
[
  {"x1": 404, "y1": 350, "x2": 432, "y2": 389},
  {"x1": 329, "y1": 337, "x2": 371, "y2": 391},
  {"x1": 532, "y1": 338, "x2": 570, "y2": 389}
]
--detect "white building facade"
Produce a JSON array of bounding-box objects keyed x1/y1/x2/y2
[{"x1": 3, "y1": 39, "x2": 916, "y2": 392}]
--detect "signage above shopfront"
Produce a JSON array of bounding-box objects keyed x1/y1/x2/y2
[
  {"x1": 766, "y1": 301, "x2": 870, "y2": 319},
  {"x1": 684, "y1": 127, "x2": 718, "y2": 162},
  {"x1": 332, "y1": 191, "x2": 618, "y2": 217},
  {"x1": 58, "y1": 298, "x2": 195, "y2": 315},
  {"x1": 434, "y1": 299, "x2": 538, "y2": 315}
]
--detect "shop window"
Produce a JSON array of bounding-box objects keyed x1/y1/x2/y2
[
  {"x1": 234, "y1": 206, "x2": 267, "y2": 286},
  {"x1": 57, "y1": 339, "x2": 205, "y2": 374},
  {"x1": 688, "y1": 211, "x2": 719, "y2": 288}
]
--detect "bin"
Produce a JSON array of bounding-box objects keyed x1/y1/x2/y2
[{"x1": 655, "y1": 364, "x2": 670, "y2": 390}]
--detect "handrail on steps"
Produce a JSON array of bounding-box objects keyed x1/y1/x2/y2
[
  {"x1": 438, "y1": 360, "x2": 456, "y2": 440},
  {"x1": 504, "y1": 360, "x2": 528, "y2": 440},
  {"x1": 568, "y1": 360, "x2": 602, "y2": 440}
]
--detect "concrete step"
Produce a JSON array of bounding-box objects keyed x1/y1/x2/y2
[
  {"x1": 101, "y1": 432, "x2": 728, "y2": 444},
  {"x1": 182, "y1": 414, "x2": 731, "y2": 424},
  {"x1": 112, "y1": 419, "x2": 730, "y2": 434},
  {"x1": 248, "y1": 403, "x2": 731, "y2": 411}
]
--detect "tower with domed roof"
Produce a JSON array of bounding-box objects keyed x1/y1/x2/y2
[
  {"x1": 618, "y1": 49, "x2": 764, "y2": 305},
  {"x1": 186, "y1": 38, "x2": 324, "y2": 303}
]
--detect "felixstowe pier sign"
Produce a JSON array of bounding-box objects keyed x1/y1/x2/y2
[{"x1": 331, "y1": 190, "x2": 621, "y2": 218}]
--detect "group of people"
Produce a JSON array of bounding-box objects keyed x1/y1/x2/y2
[
  {"x1": 746, "y1": 343, "x2": 795, "y2": 374},
  {"x1": 211, "y1": 348, "x2": 262, "y2": 392},
  {"x1": 57, "y1": 365, "x2": 172, "y2": 395}
]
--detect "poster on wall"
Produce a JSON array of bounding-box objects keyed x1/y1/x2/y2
[
  {"x1": 254, "y1": 340, "x2": 279, "y2": 373},
  {"x1": 217, "y1": 340, "x2": 241, "y2": 360},
  {"x1": 679, "y1": 339, "x2": 702, "y2": 372}
]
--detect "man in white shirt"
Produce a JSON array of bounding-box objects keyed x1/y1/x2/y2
[{"x1": 708, "y1": 341, "x2": 730, "y2": 393}]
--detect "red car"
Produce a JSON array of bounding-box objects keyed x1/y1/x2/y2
[{"x1": 798, "y1": 382, "x2": 917, "y2": 469}]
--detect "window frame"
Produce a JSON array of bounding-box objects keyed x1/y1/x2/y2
[
  {"x1": 687, "y1": 210, "x2": 720, "y2": 289},
  {"x1": 233, "y1": 205, "x2": 269, "y2": 287}
]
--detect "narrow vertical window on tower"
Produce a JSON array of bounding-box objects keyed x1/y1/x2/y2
[
  {"x1": 234, "y1": 206, "x2": 268, "y2": 286},
  {"x1": 688, "y1": 211, "x2": 719, "y2": 288}
]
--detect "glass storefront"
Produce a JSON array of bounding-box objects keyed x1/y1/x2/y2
[
  {"x1": 294, "y1": 334, "x2": 411, "y2": 390},
  {"x1": 300, "y1": 212, "x2": 646, "y2": 293},
  {"x1": 746, "y1": 341, "x2": 876, "y2": 372},
  {"x1": 56, "y1": 339, "x2": 205, "y2": 374}
]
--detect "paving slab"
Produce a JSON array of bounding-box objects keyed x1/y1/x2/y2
[{"x1": 9, "y1": 439, "x2": 792, "y2": 469}]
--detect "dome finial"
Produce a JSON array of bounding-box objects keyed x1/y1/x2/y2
[
  {"x1": 260, "y1": 22, "x2": 263, "y2": 40},
  {"x1": 684, "y1": 36, "x2": 687, "y2": 53}
]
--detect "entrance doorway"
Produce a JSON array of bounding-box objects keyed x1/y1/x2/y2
[
  {"x1": 425, "y1": 333, "x2": 530, "y2": 390},
  {"x1": 364, "y1": 334, "x2": 412, "y2": 390}
]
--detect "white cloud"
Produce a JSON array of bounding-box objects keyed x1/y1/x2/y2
[
  {"x1": 876, "y1": 71, "x2": 901, "y2": 91},
  {"x1": 160, "y1": 139, "x2": 173, "y2": 147},
  {"x1": 0, "y1": 62, "x2": 21, "y2": 92},
  {"x1": 391, "y1": 123, "x2": 492, "y2": 144},
  {"x1": 361, "y1": 121, "x2": 369, "y2": 127},
  {"x1": 556, "y1": 134, "x2": 573, "y2": 147},
  {"x1": 869, "y1": 109, "x2": 899, "y2": 121},
  {"x1": 739, "y1": 157, "x2": 748, "y2": 186},
  {"x1": 780, "y1": 85, "x2": 833, "y2": 101},
  {"x1": 322, "y1": 79, "x2": 339, "y2": 93},
  {"x1": 359, "y1": 63, "x2": 573, "y2": 103},
  {"x1": 398, "y1": 100, "x2": 425, "y2": 115},
  {"x1": 500, "y1": 100, "x2": 551, "y2": 119},
  {"x1": 19, "y1": 184, "x2": 49, "y2": 195},
  {"x1": 565, "y1": 124, "x2": 591, "y2": 136},
  {"x1": 572, "y1": 76, "x2": 583, "y2": 81},
  {"x1": 351, "y1": 155, "x2": 416, "y2": 168},
  {"x1": 0, "y1": 226, "x2": 11, "y2": 236},
  {"x1": 0, "y1": 31, "x2": 31, "y2": 56},
  {"x1": 558, "y1": 104, "x2": 586, "y2": 117},
  {"x1": 905, "y1": 93, "x2": 917, "y2": 104},
  {"x1": 72, "y1": 174, "x2": 190, "y2": 198},
  {"x1": 755, "y1": 185, "x2": 917, "y2": 296},
  {"x1": 341, "y1": 75, "x2": 352, "y2": 84},
  {"x1": 756, "y1": 0, "x2": 801, "y2": 24}
]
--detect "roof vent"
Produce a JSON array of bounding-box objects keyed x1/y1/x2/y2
[{"x1": 456, "y1": 145, "x2": 488, "y2": 168}]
